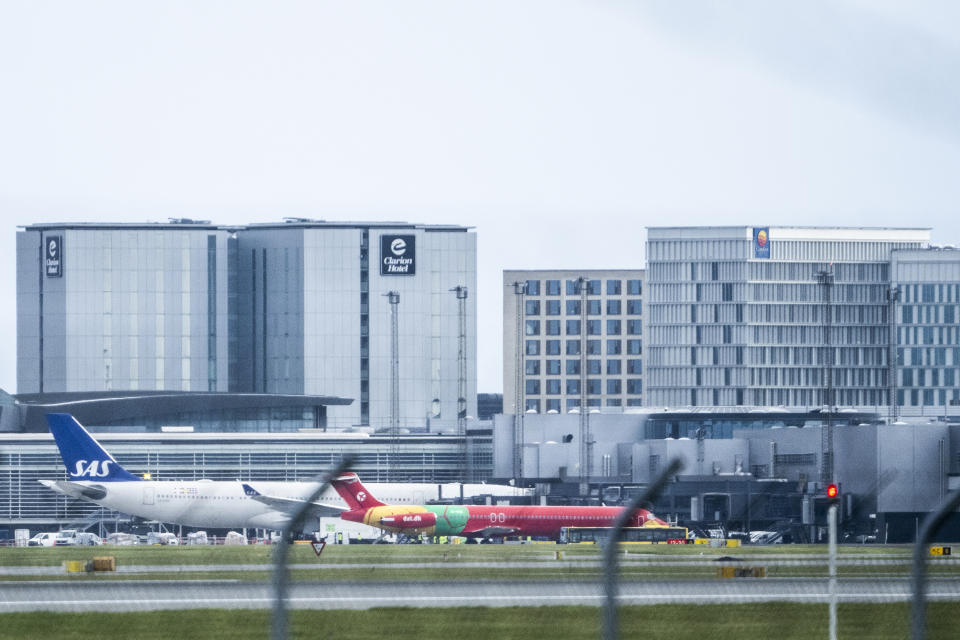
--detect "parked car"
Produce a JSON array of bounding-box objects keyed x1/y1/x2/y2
[{"x1": 27, "y1": 532, "x2": 57, "y2": 547}]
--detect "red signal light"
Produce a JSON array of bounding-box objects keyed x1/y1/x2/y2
[{"x1": 826, "y1": 484, "x2": 839, "y2": 499}]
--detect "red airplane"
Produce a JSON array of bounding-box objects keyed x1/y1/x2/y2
[{"x1": 330, "y1": 472, "x2": 669, "y2": 540}]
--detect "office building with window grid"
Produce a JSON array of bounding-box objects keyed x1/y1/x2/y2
[
  {"x1": 890, "y1": 248, "x2": 960, "y2": 411},
  {"x1": 644, "y1": 226, "x2": 932, "y2": 409},
  {"x1": 503, "y1": 269, "x2": 644, "y2": 415}
]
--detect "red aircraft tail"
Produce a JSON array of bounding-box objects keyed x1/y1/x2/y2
[{"x1": 330, "y1": 472, "x2": 385, "y2": 510}]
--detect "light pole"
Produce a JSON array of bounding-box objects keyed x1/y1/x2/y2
[
  {"x1": 886, "y1": 285, "x2": 901, "y2": 422},
  {"x1": 817, "y1": 267, "x2": 835, "y2": 487},
  {"x1": 451, "y1": 285, "x2": 469, "y2": 482},
  {"x1": 512, "y1": 281, "x2": 527, "y2": 481},
  {"x1": 575, "y1": 276, "x2": 592, "y2": 496},
  {"x1": 385, "y1": 291, "x2": 400, "y2": 476}
]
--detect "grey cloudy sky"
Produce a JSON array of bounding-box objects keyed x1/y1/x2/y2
[{"x1": 2, "y1": 1, "x2": 958, "y2": 395}]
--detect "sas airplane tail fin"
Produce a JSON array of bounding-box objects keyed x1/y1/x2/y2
[
  {"x1": 46, "y1": 413, "x2": 141, "y2": 482},
  {"x1": 330, "y1": 472, "x2": 385, "y2": 510}
]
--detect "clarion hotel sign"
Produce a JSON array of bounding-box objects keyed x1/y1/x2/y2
[{"x1": 380, "y1": 234, "x2": 416, "y2": 275}]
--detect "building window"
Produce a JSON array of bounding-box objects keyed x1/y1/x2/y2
[
  {"x1": 546, "y1": 300, "x2": 561, "y2": 315},
  {"x1": 525, "y1": 380, "x2": 540, "y2": 395},
  {"x1": 546, "y1": 359, "x2": 561, "y2": 375},
  {"x1": 627, "y1": 300, "x2": 642, "y2": 315},
  {"x1": 587, "y1": 339, "x2": 602, "y2": 355},
  {"x1": 525, "y1": 300, "x2": 540, "y2": 315},
  {"x1": 526, "y1": 399, "x2": 540, "y2": 412},
  {"x1": 627, "y1": 319, "x2": 642, "y2": 335},
  {"x1": 566, "y1": 300, "x2": 581, "y2": 315},
  {"x1": 607, "y1": 279, "x2": 622, "y2": 295},
  {"x1": 627, "y1": 379, "x2": 642, "y2": 394},
  {"x1": 588, "y1": 379, "x2": 601, "y2": 395},
  {"x1": 588, "y1": 300, "x2": 601, "y2": 315},
  {"x1": 566, "y1": 379, "x2": 580, "y2": 394},
  {"x1": 566, "y1": 359, "x2": 580, "y2": 375},
  {"x1": 607, "y1": 299, "x2": 621, "y2": 315},
  {"x1": 588, "y1": 359, "x2": 601, "y2": 375},
  {"x1": 525, "y1": 360, "x2": 540, "y2": 375},
  {"x1": 546, "y1": 340, "x2": 561, "y2": 355},
  {"x1": 628, "y1": 359, "x2": 641, "y2": 374},
  {"x1": 607, "y1": 340, "x2": 622, "y2": 355},
  {"x1": 566, "y1": 280, "x2": 579, "y2": 295},
  {"x1": 588, "y1": 279, "x2": 602, "y2": 295},
  {"x1": 546, "y1": 399, "x2": 561, "y2": 412},
  {"x1": 546, "y1": 379, "x2": 561, "y2": 395},
  {"x1": 546, "y1": 280, "x2": 561, "y2": 295},
  {"x1": 607, "y1": 379, "x2": 622, "y2": 394},
  {"x1": 545, "y1": 320, "x2": 561, "y2": 335},
  {"x1": 587, "y1": 319, "x2": 602, "y2": 335},
  {"x1": 566, "y1": 340, "x2": 581, "y2": 355},
  {"x1": 628, "y1": 338, "x2": 643, "y2": 354},
  {"x1": 526, "y1": 280, "x2": 540, "y2": 296},
  {"x1": 566, "y1": 319, "x2": 581, "y2": 335},
  {"x1": 607, "y1": 359, "x2": 621, "y2": 375},
  {"x1": 607, "y1": 319, "x2": 621, "y2": 335},
  {"x1": 525, "y1": 320, "x2": 540, "y2": 336},
  {"x1": 627, "y1": 279, "x2": 642, "y2": 295}
]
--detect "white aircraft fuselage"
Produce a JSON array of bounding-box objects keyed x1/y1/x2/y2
[{"x1": 41, "y1": 478, "x2": 529, "y2": 531}]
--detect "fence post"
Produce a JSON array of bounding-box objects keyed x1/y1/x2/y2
[
  {"x1": 603, "y1": 458, "x2": 683, "y2": 640},
  {"x1": 910, "y1": 488, "x2": 960, "y2": 640},
  {"x1": 271, "y1": 457, "x2": 353, "y2": 640}
]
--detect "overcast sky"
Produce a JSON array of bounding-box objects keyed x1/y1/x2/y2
[{"x1": 2, "y1": 1, "x2": 959, "y2": 396}]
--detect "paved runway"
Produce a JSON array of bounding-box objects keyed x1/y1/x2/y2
[{"x1": 3, "y1": 577, "x2": 960, "y2": 612}]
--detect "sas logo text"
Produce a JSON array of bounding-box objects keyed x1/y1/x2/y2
[{"x1": 72, "y1": 459, "x2": 114, "y2": 478}]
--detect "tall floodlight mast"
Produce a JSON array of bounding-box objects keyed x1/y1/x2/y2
[
  {"x1": 817, "y1": 268, "x2": 835, "y2": 487},
  {"x1": 385, "y1": 291, "x2": 400, "y2": 475},
  {"x1": 512, "y1": 281, "x2": 527, "y2": 481},
  {"x1": 451, "y1": 285, "x2": 469, "y2": 481}
]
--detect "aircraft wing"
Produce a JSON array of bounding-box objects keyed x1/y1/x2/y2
[
  {"x1": 38, "y1": 479, "x2": 107, "y2": 501},
  {"x1": 242, "y1": 484, "x2": 346, "y2": 518}
]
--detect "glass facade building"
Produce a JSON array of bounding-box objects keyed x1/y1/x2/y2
[
  {"x1": 236, "y1": 222, "x2": 477, "y2": 430},
  {"x1": 645, "y1": 226, "x2": 931, "y2": 409},
  {"x1": 17, "y1": 221, "x2": 477, "y2": 430},
  {"x1": 503, "y1": 269, "x2": 644, "y2": 415},
  {"x1": 17, "y1": 223, "x2": 232, "y2": 394}
]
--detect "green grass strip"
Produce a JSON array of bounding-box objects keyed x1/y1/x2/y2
[{"x1": 1, "y1": 603, "x2": 959, "y2": 640}]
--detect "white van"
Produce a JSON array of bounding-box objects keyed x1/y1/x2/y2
[{"x1": 27, "y1": 532, "x2": 57, "y2": 547}]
